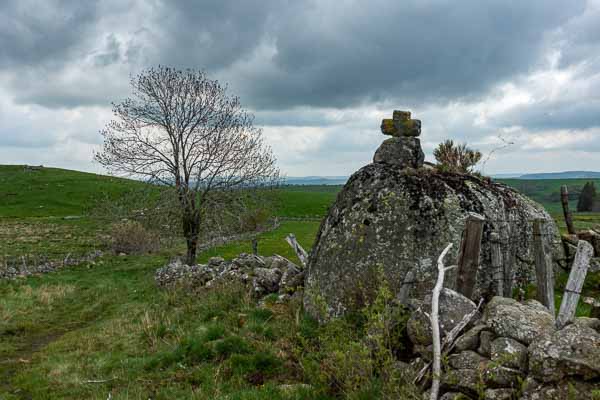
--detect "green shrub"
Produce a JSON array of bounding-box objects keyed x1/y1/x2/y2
[
  {"x1": 229, "y1": 352, "x2": 282, "y2": 376},
  {"x1": 181, "y1": 337, "x2": 215, "y2": 363},
  {"x1": 249, "y1": 308, "x2": 273, "y2": 323},
  {"x1": 434, "y1": 139, "x2": 482, "y2": 174},
  {"x1": 145, "y1": 334, "x2": 215, "y2": 370},
  {"x1": 295, "y1": 270, "x2": 420, "y2": 398},
  {"x1": 215, "y1": 336, "x2": 251, "y2": 358},
  {"x1": 247, "y1": 323, "x2": 275, "y2": 340},
  {"x1": 577, "y1": 181, "x2": 598, "y2": 212},
  {"x1": 109, "y1": 220, "x2": 160, "y2": 254},
  {"x1": 298, "y1": 314, "x2": 319, "y2": 340},
  {"x1": 203, "y1": 323, "x2": 226, "y2": 341}
]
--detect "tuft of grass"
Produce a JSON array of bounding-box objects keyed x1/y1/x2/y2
[
  {"x1": 202, "y1": 323, "x2": 227, "y2": 341},
  {"x1": 229, "y1": 352, "x2": 282, "y2": 377},
  {"x1": 214, "y1": 336, "x2": 252, "y2": 358}
]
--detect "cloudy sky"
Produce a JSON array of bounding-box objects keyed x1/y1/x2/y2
[{"x1": 1, "y1": 0, "x2": 599, "y2": 177}]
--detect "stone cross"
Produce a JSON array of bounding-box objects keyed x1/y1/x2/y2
[
  {"x1": 374, "y1": 109, "x2": 424, "y2": 169},
  {"x1": 381, "y1": 110, "x2": 421, "y2": 137}
]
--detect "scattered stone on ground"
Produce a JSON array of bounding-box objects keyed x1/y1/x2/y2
[
  {"x1": 155, "y1": 253, "x2": 304, "y2": 299},
  {"x1": 528, "y1": 322, "x2": 600, "y2": 383},
  {"x1": 407, "y1": 288, "x2": 480, "y2": 346},
  {"x1": 484, "y1": 297, "x2": 555, "y2": 345},
  {"x1": 490, "y1": 336, "x2": 527, "y2": 371},
  {"x1": 407, "y1": 295, "x2": 600, "y2": 399},
  {"x1": 0, "y1": 251, "x2": 103, "y2": 280},
  {"x1": 519, "y1": 376, "x2": 599, "y2": 400}
]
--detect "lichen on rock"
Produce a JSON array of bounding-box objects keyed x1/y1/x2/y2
[
  {"x1": 304, "y1": 163, "x2": 563, "y2": 319},
  {"x1": 305, "y1": 110, "x2": 564, "y2": 320}
]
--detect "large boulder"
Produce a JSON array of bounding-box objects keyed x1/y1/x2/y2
[
  {"x1": 490, "y1": 337, "x2": 528, "y2": 371},
  {"x1": 454, "y1": 324, "x2": 487, "y2": 352},
  {"x1": 528, "y1": 323, "x2": 600, "y2": 382},
  {"x1": 373, "y1": 137, "x2": 424, "y2": 168},
  {"x1": 484, "y1": 297, "x2": 555, "y2": 345},
  {"x1": 407, "y1": 288, "x2": 480, "y2": 345},
  {"x1": 304, "y1": 163, "x2": 563, "y2": 319},
  {"x1": 519, "y1": 377, "x2": 600, "y2": 400}
]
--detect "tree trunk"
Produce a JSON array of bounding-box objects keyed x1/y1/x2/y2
[
  {"x1": 182, "y1": 201, "x2": 201, "y2": 265},
  {"x1": 185, "y1": 219, "x2": 200, "y2": 265}
]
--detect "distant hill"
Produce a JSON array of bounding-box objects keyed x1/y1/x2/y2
[
  {"x1": 283, "y1": 176, "x2": 348, "y2": 185},
  {"x1": 0, "y1": 165, "x2": 141, "y2": 218},
  {"x1": 517, "y1": 171, "x2": 600, "y2": 180},
  {"x1": 284, "y1": 171, "x2": 600, "y2": 184}
]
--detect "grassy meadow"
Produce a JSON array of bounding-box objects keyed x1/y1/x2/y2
[{"x1": 1, "y1": 165, "x2": 599, "y2": 399}]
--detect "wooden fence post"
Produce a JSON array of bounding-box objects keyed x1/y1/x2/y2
[
  {"x1": 556, "y1": 240, "x2": 593, "y2": 328},
  {"x1": 398, "y1": 267, "x2": 416, "y2": 304},
  {"x1": 533, "y1": 219, "x2": 555, "y2": 316},
  {"x1": 503, "y1": 223, "x2": 516, "y2": 298},
  {"x1": 285, "y1": 233, "x2": 309, "y2": 268},
  {"x1": 490, "y1": 232, "x2": 503, "y2": 296},
  {"x1": 456, "y1": 212, "x2": 485, "y2": 300},
  {"x1": 560, "y1": 185, "x2": 576, "y2": 235},
  {"x1": 252, "y1": 239, "x2": 258, "y2": 256}
]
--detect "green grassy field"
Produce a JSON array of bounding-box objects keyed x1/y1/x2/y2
[
  {"x1": 0, "y1": 165, "x2": 141, "y2": 218},
  {"x1": 1, "y1": 165, "x2": 600, "y2": 399},
  {"x1": 498, "y1": 177, "x2": 600, "y2": 215}
]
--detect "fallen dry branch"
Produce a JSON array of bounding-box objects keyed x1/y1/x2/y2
[
  {"x1": 285, "y1": 233, "x2": 309, "y2": 268},
  {"x1": 414, "y1": 297, "x2": 483, "y2": 386},
  {"x1": 429, "y1": 243, "x2": 454, "y2": 400}
]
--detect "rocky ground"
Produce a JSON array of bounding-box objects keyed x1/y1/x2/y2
[
  {"x1": 408, "y1": 292, "x2": 600, "y2": 399},
  {"x1": 155, "y1": 253, "x2": 304, "y2": 301},
  {"x1": 156, "y1": 254, "x2": 600, "y2": 399}
]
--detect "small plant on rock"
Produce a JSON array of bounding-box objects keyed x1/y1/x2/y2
[{"x1": 434, "y1": 139, "x2": 482, "y2": 174}]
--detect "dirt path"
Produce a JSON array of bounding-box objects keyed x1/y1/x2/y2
[
  {"x1": 0, "y1": 329, "x2": 71, "y2": 399},
  {"x1": 0, "y1": 314, "x2": 97, "y2": 400}
]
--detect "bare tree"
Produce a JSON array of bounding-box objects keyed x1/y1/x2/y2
[{"x1": 95, "y1": 66, "x2": 279, "y2": 265}]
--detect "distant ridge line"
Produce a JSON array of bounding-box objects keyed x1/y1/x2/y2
[
  {"x1": 516, "y1": 171, "x2": 600, "y2": 180},
  {"x1": 283, "y1": 171, "x2": 600, "y2": 185}
]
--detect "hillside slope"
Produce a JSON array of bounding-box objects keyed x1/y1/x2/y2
[
  {"x1": 498, "y1": 177, "x2": 600, "y2": 214},
  {"x1": 0, "y1": 165, "x2": 140, "y2": 218}
]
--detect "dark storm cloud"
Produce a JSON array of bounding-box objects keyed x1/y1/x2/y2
[
  {"x1": 494, "y1": 99, "x2": 600, "y2": 132},
  {"x1": 0, "y1": 1, "x2": 98, "y2": 68},
  {"x1": 0, "y1": 0, "x2": 590, "y2": 113},
  {"x1": 1, "y1": 0, "x2": 599, "y2": 177},
  {"x1": 556, "y1": 3, "x2": 600, "y2": 69},
  {"x1": 153, "y1": 0, "x2": 279, "y2": 70},
  {"x1": 241, "y1": 0, "x2": 587, "y2": 109}
]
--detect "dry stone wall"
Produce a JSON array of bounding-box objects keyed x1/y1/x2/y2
[{"x1": 409, "y1": 293, "x2": 600, "y2": 399}]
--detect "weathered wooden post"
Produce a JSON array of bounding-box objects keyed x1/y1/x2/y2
[
  {"x1": 560, "y1": 185, "x2": 576, "y2": 235},
  {"x1": 502, "y1": 223, "x2": 516, "y2": 298},
  {"x1": 285, "y1": 233, "x2": 309, "y2": 268},
  {"x1": 556, "y1": 240, "x2": 593, "y2": 328},
  {"x1": 456, "y1": 212, "x2": 485, "y2": 300},
  {"x1": 398, "y1": 267, "x2": 416, "y2": 304},
  {"x1": 490, "y1": 232, "x2": 503, "y2": 296},
  {"x1": 533, "y1": 219, "x2": 555, "y2": 316},
  {"x1": 252, "y1": 238, "x2": 258, "y2": 256}
]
